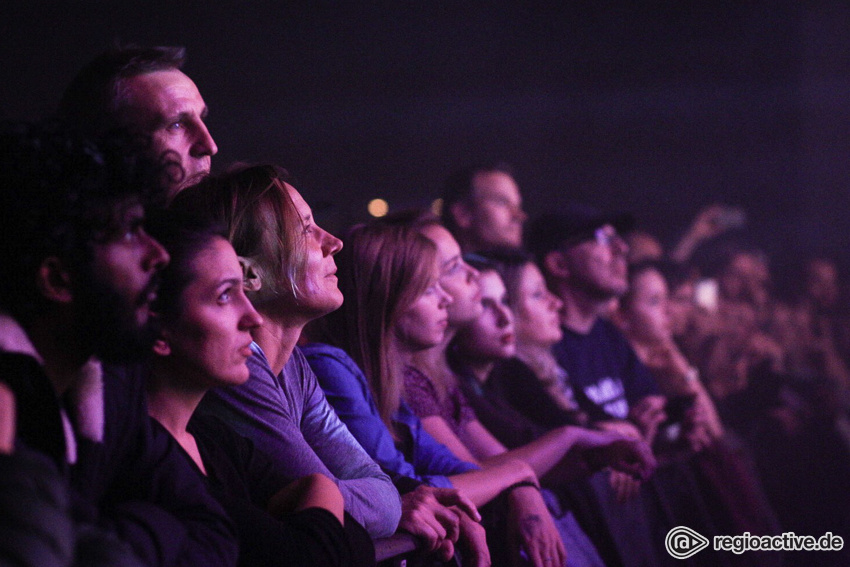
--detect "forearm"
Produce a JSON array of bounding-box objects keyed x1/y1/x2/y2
[
  {"x1": 669, "y1": 233, "x2": 700, "y2": 264},
  {"x1": 337, "y1": 476, "x2": 402, "y2": 538},
  {"x1": 267, "y1": 473, "x2": 345, "y2": 525},
  {"x1": 482, "y1": 425, "x2": 579, "y2": 479},
  {"x1": 449, "y1": 458, "x2": 537, "y2": 507}
]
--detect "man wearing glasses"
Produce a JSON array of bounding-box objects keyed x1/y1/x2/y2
[{"x1": 526, "y1": 205, "x2": 664, "y2": 441}]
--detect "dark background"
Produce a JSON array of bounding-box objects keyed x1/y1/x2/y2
[{"x1": 2, "y1": 1, "x2": 849, "y2": 284}]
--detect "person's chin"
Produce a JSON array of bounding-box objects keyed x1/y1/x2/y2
[
  {"x1": 316, "y1": 293, "x2": 344, "y2": 317},
  {"x1": 229, "y1": 370, "x2": 251, "y2": 386}
]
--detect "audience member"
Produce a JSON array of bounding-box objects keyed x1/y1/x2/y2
[
  {"x1": 471, "y1": 250, "x2": 653, "y2": 567},
  {"x1": 613, "y1": 262, "x2": 723, "y2": 450},
  {"x1": 447, "y1": 254, "x2": 663, "y2": 567},
  {"x1": 716, "y1": 247, "x2": 774, "y2": 327},
  {"x1": 0, "y1": 121, "x2": 237, "y2": 566},
  {"x1": 441, "y1": 165, "x2": 527, "y2": 253},
  {"x1": 687, "y1": 247, "x2": 850, "y2": 563},
  {"x1": 308, "y1": 220, "x2": 552, "y2": 565},
  {"x1": 694, "y1": 247, "x2": 786, "y2": 402},
  {"x1": 144, "y1": 212, "x2": 375, "y2": 566},
  {"x1": 58, "y1": 45, "x2": 217, "y2": 197},
  {"x1": 780, "y1": 256, "x2": 850, "y2": 404},
  {"x1": 479, "y1": 250, "x2": 588, "y2": 433},
  {"x1": 169, "y1": 164, "x2": 401, "y2": 539},
  {"x1": 526, "y1": 205, "x2": 665, "y2": 440},
  {"x1": 0, "y1": 385, "x2": 81, "y2": 567},
  {"x1": 449, "y1": 258, "x2": 651, "y2": 470},
  {"x1": 614, "y1": 261, "x2": 784, "y2": 566}
]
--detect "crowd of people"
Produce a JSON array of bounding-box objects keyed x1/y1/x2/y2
[{"x1": 1, "y1": 44, "x2": 848, "y2": 567}]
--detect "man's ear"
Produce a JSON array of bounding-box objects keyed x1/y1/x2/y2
[
  {"x1": 152, "y1": 338, "x2": 171, "y2": 357},
  {"x1": 36, "y1": 257, "x2": 74, "y2": 304},
  {"x1": 448, "y1": 201, "x2": 473, "y2": 231},
  {"x1": 238, "y1": 257, "x2": 263, "y2": 292},
  {"x1": 543, "y1": 250, "x2": 570, "y2": 280}
]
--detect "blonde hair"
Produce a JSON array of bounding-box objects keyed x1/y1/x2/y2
[{"x1": 170, "y1": 164, "x2": 307, "y2": 308}]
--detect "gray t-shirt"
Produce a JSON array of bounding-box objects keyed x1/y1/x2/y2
[{"x1": 197, "y1": 343, "x2": 401, "y2": 538}]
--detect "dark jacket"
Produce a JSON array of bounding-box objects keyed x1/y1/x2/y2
[{"x1": 0, "y1": 351, "x2": 238, "y2": 567}]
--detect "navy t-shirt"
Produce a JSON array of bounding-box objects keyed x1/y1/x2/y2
[{"x1": 552, "y1": 318, "x2": 659, "y2": 421}]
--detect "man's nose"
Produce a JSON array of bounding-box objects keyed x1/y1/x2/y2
[
  {"x1": 142, "y1": 231, "x2": 170, "y2": 271},
  {"x1": 191, "y1": 120, "x2": 218, "y2": 157}
]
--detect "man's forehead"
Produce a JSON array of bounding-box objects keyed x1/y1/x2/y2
[
  {"x1": 121, "y1": 69, "x2": 206, "y2": 125},
  {"x1": 88, "y1": 198, "x2": 145, "y2": 246},
  {"x1": 472, "y1": 171, "x2": 520, "y2": 202}
]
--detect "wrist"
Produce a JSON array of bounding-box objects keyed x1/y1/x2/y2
[{"x1": 503, "y1": 480, "x2": 540, "y2": 495}]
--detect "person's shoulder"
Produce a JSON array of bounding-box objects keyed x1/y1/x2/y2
[
  {"x1": 287, "y1": 346, "x2": 325, "y2": 395},
  {"x1": 288, "y1": 346, "x2": 315, "y2": 377},
  {"x1": 595, "y1": 317, "x2": 624, "y2": 337},
  {"x1": 402, "y1": 365, "x2": 438, "y2": 395},
  {"x1": 595, "y1": 318, "x2": 634, "y2": 349},
  {"x1": 246, "y1": 343, "x2": 273, "y2": 376},
  {"x1": 301, "y1": 343, "x2": 357, "y2": 368},
  {"x1": 303, "y1": 343, "x2": 366, "y2": 389},
  {"x1": 301, "y1": 342, "x2": 345, "y2": 358},
  {"x1": 403, "y1": 364, "x2": 429, "y2": 381},
  {"x1": 488, "y1": 357, "x2": 530, "y2": 387}
]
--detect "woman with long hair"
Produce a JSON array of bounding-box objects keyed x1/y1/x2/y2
[
  {"x1": 168, "y1": 165, "x2": 401, "y2": 539},
  {"x1": 145, "y1": 211, "x2": 374, "y2": 566}
]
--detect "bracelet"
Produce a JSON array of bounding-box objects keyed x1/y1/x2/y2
[{"x1": 504, "y1": 480, "x2": 540, "y2": 494}]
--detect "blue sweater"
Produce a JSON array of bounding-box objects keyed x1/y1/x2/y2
[{"x1": 302, "y1": 343, "x2": 478, "y2": 488}]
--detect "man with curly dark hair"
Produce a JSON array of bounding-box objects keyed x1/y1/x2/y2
[{"x1": 0, "y1": 121, "x2": 237, "y2": 567}]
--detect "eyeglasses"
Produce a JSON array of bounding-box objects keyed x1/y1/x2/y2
[{"x1": 559, "y1": 224, "x2": 624, "y2": 251}]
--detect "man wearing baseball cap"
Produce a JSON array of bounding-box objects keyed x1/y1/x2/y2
[{"x1": 526, "y1": 204, "x2": 664, "y2": 432}]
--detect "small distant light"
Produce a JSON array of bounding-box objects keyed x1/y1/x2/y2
[
  {"x1": 368, "y1": 198, "x2": 389, "y2": 217},
  {"x1": 431, "y1": 198, "x2": 444, "y2": 216}
]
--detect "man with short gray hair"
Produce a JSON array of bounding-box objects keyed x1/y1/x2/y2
[{"x1": 58, "y1": 45, "x2": 217, "y2": 196}]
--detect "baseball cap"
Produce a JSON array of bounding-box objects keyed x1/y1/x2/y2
[{"x1": 526, "y1": 203, "x2": 634, "y2": 263}]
